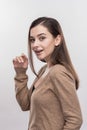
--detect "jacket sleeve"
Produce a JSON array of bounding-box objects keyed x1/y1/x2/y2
[
  {"x1": 50, "y1": 65, "x2": 83, "y2": 130},
  {"x1": 14, "y1": 67, "x2": 33, "y2": 111}
]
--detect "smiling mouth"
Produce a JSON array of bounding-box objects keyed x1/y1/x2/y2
[{"x1": 35, "y1": 50, "x2": 43, "y2": 55}]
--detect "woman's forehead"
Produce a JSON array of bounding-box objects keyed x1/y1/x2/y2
[{"x1": 30, "y1": 25, "x2": 49, "y2": 36}]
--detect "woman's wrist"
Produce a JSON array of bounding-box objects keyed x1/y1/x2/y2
[{"x1": 14, "y1": 67, "x2": 28, "y2": 74}]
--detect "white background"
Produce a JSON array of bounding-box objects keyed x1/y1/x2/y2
[{"x1": 0, "y1": 0, "x2": 87, "y2": 129}]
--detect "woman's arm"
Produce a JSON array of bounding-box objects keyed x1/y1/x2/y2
[
  {"x1": 13, "y1": 54, "x2": 32, "y2": 111},
  {"x1": 14, "y1": 67, "x2": 32, "y2": 111},
  {"x1": 50, "y1": 65, "x2": 83, "y2": 130}
]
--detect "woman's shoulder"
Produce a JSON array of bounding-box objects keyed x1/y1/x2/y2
[
  {"x1": 49, "y1": 64, "x2": 74, "y2": 80},
  {"x1": 50, "y1": 64, "x2": 67, "y2": 73}
]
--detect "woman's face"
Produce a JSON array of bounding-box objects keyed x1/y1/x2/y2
[{"x1": 30, "y1": 24, "x2": 60, "y2": 63}]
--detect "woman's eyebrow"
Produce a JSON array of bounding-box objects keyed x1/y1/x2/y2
[
  {"x1": 37, "y1": 33, "x2": 46, "y2": 37},
  {"x1": 30, "y1": 36, "x2": 34, "y2": 39},
  {"x1": 30, "y1": 33, "x2": 46, "y2": 38}
]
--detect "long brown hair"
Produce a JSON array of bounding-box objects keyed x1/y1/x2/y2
[{"x1": 28, "y1": 17, "x2": 79, "y2": 89}]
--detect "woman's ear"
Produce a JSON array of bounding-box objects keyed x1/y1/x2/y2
[{"x1": 55, "y1": 35, "x2": 61, "y2": 46}]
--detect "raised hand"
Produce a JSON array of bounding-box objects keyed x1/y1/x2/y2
[{"x1": 13, "y1": 54, "x2": 28, "y2": 69}]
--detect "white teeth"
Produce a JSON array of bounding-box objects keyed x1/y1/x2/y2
[
  {"x1": 34, "y1": 50, "x2": 43, "y2": 54},
  {"x1": 35, "y1": 50, "x2": 42, "y2": 52}
]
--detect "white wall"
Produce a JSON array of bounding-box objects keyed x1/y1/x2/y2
[{"x1": 0, "y1": 0, "x2": 87, "y2": 129}]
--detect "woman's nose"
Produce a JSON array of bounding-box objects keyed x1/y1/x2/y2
[{"x1": 33, "y1": 39, "x2": 39, "y2": 47}]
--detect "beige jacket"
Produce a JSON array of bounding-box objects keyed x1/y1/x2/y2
[{"x1": 14, "y1": 64, "x2": 83, "y2": 130}]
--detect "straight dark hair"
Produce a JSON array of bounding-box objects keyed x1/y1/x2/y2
[{"x1": 28, "y1": 17, "x2": 79, "y2": 90}]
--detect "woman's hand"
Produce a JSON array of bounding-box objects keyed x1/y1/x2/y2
[{"x1": 13, "y1": 54, "x2": 28, "y2": 69}]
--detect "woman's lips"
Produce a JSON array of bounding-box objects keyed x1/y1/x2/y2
[{"x1": 35, "y1": 50, "x2": 43, "y2": 55}]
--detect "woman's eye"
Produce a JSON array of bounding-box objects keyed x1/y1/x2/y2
[
  {"x1": 39, "y1": 36, "x2": 46, "y2": 41},
  {"x1": 30, "y1": 38, "x2": 35, "y2": 43}
]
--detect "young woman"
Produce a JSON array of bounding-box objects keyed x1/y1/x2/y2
[{"x1": 13, "y1": 17, "x2": 83, "y2": 130}]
